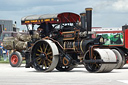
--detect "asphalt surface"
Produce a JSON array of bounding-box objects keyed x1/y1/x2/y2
[{"x1": 0, "y1": 64, "x2": 128, "y2": 85}]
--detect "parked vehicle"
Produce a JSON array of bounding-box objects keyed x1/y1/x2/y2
[
  {"x1": 2, "y1": 31, "x2": 28, "y2": 66},
  {"x1": 94, "y1": 29, "x2": 128, "y2": 68}
]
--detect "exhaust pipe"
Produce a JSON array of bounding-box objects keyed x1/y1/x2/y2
[
  {"x1": 80, "y1": 13, "x2": 86, "y2": 31},
  {"x1": 85, "y1": 8, "x2": 92, "y2": 38},
  {"x1": 122, "y1": 24, "x2": 128, "y2": 31}
]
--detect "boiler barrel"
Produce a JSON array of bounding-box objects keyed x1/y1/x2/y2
[{"x1": 64, "y1": 39, "x2": 93, "y2": 53}]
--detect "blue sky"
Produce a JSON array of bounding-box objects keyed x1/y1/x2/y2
[{"x1": 0, "y1": 0, "x2": 128, "y2": 30}]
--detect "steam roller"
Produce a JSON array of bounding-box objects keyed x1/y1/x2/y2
[
  {"x1": 9, "y1": 7, "x2": 122, "y2": 73},
  {"x1": 83, "y1": 49, "x2": 117, "y2": 73},
  {"x1": 31, "y1": 39, "x2": 59, "y2": 72}
]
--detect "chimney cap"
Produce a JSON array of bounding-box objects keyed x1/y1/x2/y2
[
  {"x1": 85, "y1": 8, "x2": 93, "y2": 11},
  {"x1": 80, "y1": 13, "x2": 86, "y2": 16}
]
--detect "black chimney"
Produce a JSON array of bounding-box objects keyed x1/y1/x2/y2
[
  {"x1": 80, "y1": 13, "x2": 86, "y2": 31},
  {"x1": 122, "y1": 24, "x2": 128, "y2": 32},
  {"x1": 86, "y1": 8, "x2": 92, "y2": 38}
]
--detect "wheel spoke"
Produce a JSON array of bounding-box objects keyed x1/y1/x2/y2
[
  {"x1": 36, "y1": 54, "x2": 39, "y2": 56},
  {"x1": 47, "y1": 59, "x2": 52, "y2": 63},
  {"x1": 40, "y1": 46, "x2": 43, "y2": 52},
  {"x1": 47, "y1": 48, "x2": 51, "y2": 52},
  {"x1": 44, "y1": 60, "x2": 47, "y2": 68},
  {"x1": 36, "y1": 57, "x2": 41, "y2": 60},
  {"x1": 43, "y1": 44, "x2": 45, "y2": 52},
  {"x1": 42, "y1": 60, "x2": 45, "y2": 68},
  {"x1": 47, "y1": 61, "x2": 51, "y2": 66},
  {"x1": 47, "y1": 52, "x2": 52, "y2": 55},
  {"x1": 38, "y1": 59, "x2": 42, "y2": 65},
  {"x1": 49, "y1": 56, "x2": 53, "y2": 59},
  {"x1": 36, "y1": 57, "x2": 42, "y2": 64},
  {"x1": 44, "y1": 45, "x2": 48, "y2": 53},
  {"x1": 37, "y1": 49, "x2": 42, "y2": 53}
]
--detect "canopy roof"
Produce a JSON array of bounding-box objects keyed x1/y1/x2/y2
[{"x1": 21, "y1": 12, "x2": 80, "y2": 25}]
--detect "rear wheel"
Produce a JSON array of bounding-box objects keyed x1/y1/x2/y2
[
  {"x1": 83, "y1": 49, "x2": 117, "y2": 73},
  {"x1": 9, "y1": 51, "x2": 22, "y2": 67},
  {"x1": 31, "y1": 40, "x2": 59, "y2": 72}
]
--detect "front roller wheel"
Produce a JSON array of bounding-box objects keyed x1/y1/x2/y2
[
  {"x1": 83, "y1": 49, "x2": 117, "y2": 73},
  {"x1": 31, "y1": 40, "x2": 59, "y2": 72}
]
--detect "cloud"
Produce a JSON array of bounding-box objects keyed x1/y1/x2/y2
[
  {"x1": 0, "y1": 0, "x2": 86, "y2": 11},
  {"x1": 0, "y1": 0, "x2": 128, "y2": 29},
  {"x1": 53, "y1": 0, "x2": 72, "y2": 2},
  {"x1": 112, "y1": 0, "x2": 128, "y2": 12},
  {"x1": 92, "y1": 1, "x2": 114, "y2": 13},
  {"x1": 92, "y1": 0, "x2": 128, "y2": 13}
]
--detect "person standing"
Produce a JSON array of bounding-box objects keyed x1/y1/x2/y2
[
  {"x1": 0, "y1": 45, "x2": 3, "y2": 61},
  {"x1": 3, "y1": 48, "x2": 7, "y2": 61}
]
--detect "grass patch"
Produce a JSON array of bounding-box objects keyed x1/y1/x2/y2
[
  {"x1": 0, "y1": 56, "x2": 26, "y2": 64},
  {"x1": 0, "y1": 56, "x2": 9, "y2": 63},
  {"x1": 0, "y1": 60, "x2": 9, "y2": 63},
  {"x1": 0, "y1": 57, "x2": 26, "y2": 64}
]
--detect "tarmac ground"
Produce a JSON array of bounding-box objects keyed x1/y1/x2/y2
[{"x1": 0, "y1": 64, "x2": 128, "y2": 85}]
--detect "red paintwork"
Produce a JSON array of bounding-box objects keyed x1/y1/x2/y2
[
  {"x1": 57, "y1": 12, "x2": 80, "y2": 23},
  {"x1": 11, "y1": 55, "x2": 18, "y2": 65},
  {"x1": 127, "y1": 60, "x2": 128, "y2": 64},
  {"x1": 95, "y1": 31, "x2": 123, "y2": 34},
  {"x1": 125, "y1": 29, "x2": 128, "y2": 49}
]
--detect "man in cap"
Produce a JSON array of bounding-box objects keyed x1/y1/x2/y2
[{"x1": 37, "y1": 22, "x2": 54, "y2": 38}]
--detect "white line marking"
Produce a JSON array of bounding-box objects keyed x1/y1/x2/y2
[{"x1": 117, "y1": 80, "x2": 128, "y2": 84}]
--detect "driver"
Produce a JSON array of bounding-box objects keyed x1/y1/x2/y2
[
  {"x1": 37, "y1": 25, "x2": 45, "y2": 38},
  {"x1": 37, "y1": 22, "x2": 54, "y2": 38}
]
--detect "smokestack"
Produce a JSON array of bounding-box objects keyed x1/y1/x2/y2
[
  {"x1": 85, "y1": 8, "x2": 92, "y2": 38},
  {"x1": 80, "y1": 13, "x2": 86, "y2": 31},
  {"x1": 122, "y1": 24, "x2": 128, "y2": 32}
]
